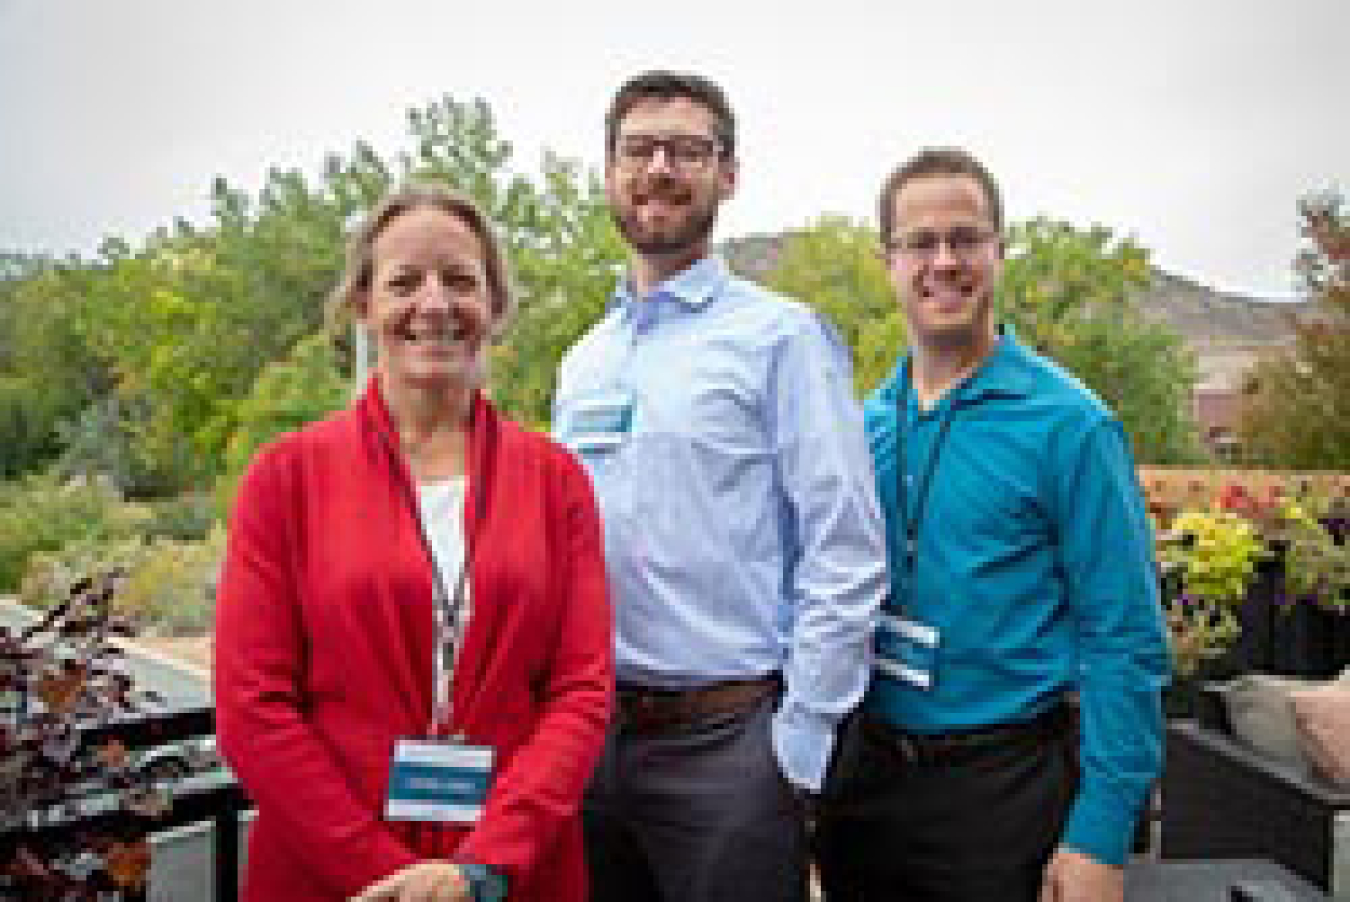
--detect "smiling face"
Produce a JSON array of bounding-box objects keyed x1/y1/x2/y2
[
  {"x1": 605, "y1": 96, "x2": 736, "y2": 261},
  {"x1": 356, "y1": 205, "x2": 495, "y2": 394},
  {"x1": 885, "y1": 173, "x2": 1003, "y2": 353}
]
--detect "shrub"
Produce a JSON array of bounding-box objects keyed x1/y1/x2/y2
[
  {"x1": 117, "y1": 528, "x2": 223, "y2": 636},
  {"x1": 19, "y1": 528, "x2": 223, "y2": 638},
  {"x1": 137, "y1": 493, "x2": 217, "y2": 543},
  {"x1": 0, "y1": 474, "x2": 145, "y2": 594}
]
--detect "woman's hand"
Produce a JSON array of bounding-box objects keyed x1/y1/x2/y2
[{"x1": 351, "y1": 862, "x2": 471, "y2": 902}]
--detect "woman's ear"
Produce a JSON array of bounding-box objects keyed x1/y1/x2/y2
[{"x1": 350, "y1": 288, "x2": 370, "y2": 321}]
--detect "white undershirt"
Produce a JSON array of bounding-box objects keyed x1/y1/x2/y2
[{"x1": 416, "y1": 476, "x2": 470, "y2": 729}]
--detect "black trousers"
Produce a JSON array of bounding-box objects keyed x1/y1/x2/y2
[
  {"x1": 583, "y1": 693, "x2": 809, "y2": 902},
  {"x1": 813, "y1": 711, "x2": 1078, "y2": 902}
]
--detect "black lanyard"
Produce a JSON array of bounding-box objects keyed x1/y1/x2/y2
[
  {"x1": 895, "y1": 374, "x2": 958, "y2": 608},
  {"x1": 376, "y1": 422, "x2": 488, "y2": 735}
]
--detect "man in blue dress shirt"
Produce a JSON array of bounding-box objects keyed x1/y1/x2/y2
[
  {"x1": 813, "y1": 148, "x2": 1170, "y2": 901},
  {"x1": 553, "y1": 71, "x2": 888, "y2": 902}
]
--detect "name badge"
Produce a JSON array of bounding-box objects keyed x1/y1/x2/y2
[
  {"x1": 385, "y1": 739, "x2": 495, "y2": 824},
  {"x1": 875, "y1": 612, "x2": 940, "y2": 691},
  {"x1": 562, "y1": 391, "x2": 635, "y2": 455}
]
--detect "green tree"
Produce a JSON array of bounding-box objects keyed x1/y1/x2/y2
[
  {"x1": 0, "y1": 375, "x2": 63, "y2": 479},
  {"x1": 0, "y1": 260, "x2": 116, "y2": 479},
  {"x1": 1238, "y1": 190, "x2": 1350, "y2": 469},
  {"x1": 761, "y1": 215, "x2": 906, "y2": 395},
  {"x1": 0, "y1": 95, "x2": 633, "y2": 486},
  {"x1": 216, "y1": 331, "x2": 347, "y2": 515},
  {"x1": 1000, "y1": 218, "x2": 1150, "y2": 340},
  {"x1": 491, "y1": 154, "x2": 626, "y2": 427},
  {"x1": 1002, "y1": 218, "x2": 1204, "y2": 464},
  {"x1": 37, "y1": 96, "x2": 560, "y2": 490},
  {"x1": 0, "y1": 253, "x2": 70, "y2": 476}
]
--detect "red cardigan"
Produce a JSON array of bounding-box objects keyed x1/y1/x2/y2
[{"x1": 215, "y1": 382, "x2": 613, "y2": 901}]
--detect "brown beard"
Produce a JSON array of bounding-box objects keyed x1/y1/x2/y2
[{"x1": 611, "y1": 179, "x2": 721, "y2": 257}]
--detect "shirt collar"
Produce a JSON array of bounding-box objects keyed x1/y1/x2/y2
[
  {"x1": 879, "y1": 324, "x2": 1037, "y2": 407},
  {"x1": 961, "y1": 325, "x2": 1037, "y2": 401},
  {"x1": 610, "y1": 254, "x2": 730, "y2": 313}
]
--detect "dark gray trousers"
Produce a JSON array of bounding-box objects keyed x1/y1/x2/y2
[
  {"x1": 813, "y1": 712, "x2": 1078, "y2": 902},
  {"x1": 583, "y1": 693, "x2": 810, "y2": 902}
]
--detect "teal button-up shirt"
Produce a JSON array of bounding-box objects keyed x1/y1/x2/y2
[{"x1": 863, "y1": 328, "x2": 1169, "y2": 866}]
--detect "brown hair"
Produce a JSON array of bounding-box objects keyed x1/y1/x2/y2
[
  {"x1": 605, "y1": 70, "x2": 736, "y2": 160},
  {"x1": 878, "y1": 148, "x2": 1004, "y2": 250},
  {"x1": 326, "y1": 183, "x2": 516, "y2": 339}
]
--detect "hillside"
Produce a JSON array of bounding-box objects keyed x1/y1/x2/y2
[{"x1": 1138, "y1": 270, "x2": 1308, "y2": 347}]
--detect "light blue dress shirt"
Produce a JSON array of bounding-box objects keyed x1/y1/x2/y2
[{"x1": 554, "y1": 255, "x2": 888, "y2": 791}]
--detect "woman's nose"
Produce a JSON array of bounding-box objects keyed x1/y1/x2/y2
[{"x1": 415, "y1": 279, "x2": 453, "y2": 309}]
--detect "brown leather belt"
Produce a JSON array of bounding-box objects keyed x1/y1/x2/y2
[
  {"x1": 616, "y1": 676, "x2": 780, "y2": 734},
  {"x1": 861, "y1": 702, "x2": 1075, "y2": 768}
]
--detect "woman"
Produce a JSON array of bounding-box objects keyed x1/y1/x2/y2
[{"x1": 215, "y1": 184, "x2": 613, "y2": 901}]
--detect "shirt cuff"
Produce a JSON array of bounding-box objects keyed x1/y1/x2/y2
[
  {"x1": 1061, "y1": 787, "x2": 1143, "y2": 867},
  {"x1": 771, "y1": 704, "x2": 837, "y2": 793}
]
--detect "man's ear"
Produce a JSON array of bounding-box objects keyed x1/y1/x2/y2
[{"x1": 717, "y1": 157, "x2": 738, "y2": 202}]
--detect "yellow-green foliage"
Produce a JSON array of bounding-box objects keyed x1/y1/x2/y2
[
  {"x1": 215, "y1": 331, "x2": 345, "y2": 517},
  {"x1": 20, "y1": 526, "x2": 224, "y2": 636},
  {"x1": 1163, "y1": 509, "x2": 1265, "y2": 603},
  {"x1": 0, "y1": 473, "x2": 149, "y2": 593},
  {"x1": 118, "y1": 526, "x2": 224, "y2": 636},
  {"x1": 1158, "y1": 508, "x2": 1262, "y2": 677},
  {"x1": 20, "y1": 536, "x2": 151, "y2": 607},
  {"x1": 1282, "y1": 495, "x2": 1350, "y2": 610}
]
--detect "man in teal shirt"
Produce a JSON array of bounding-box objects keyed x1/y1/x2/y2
[{"x1": 814, "y1": 148, "x2": 1169, "y2": 902}]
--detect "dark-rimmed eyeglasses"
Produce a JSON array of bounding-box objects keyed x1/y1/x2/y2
[
  {"x1": 613, "y1": 134, "x2": 723, "y2": 171},
  {"x1": 887, "y1": 226, "x2": 999, "y2": 261}
]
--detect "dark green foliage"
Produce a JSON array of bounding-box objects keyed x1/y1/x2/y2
[{"x1": 1239, "y1": 190, "x2": 1350, "y2": 469}]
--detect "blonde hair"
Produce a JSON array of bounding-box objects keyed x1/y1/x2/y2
[{"x1": 326, "y1": 183, "x2": 517, "y2": 339}]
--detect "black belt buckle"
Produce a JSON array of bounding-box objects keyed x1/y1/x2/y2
[
  {"x1": 865, "y1": 717, "x2": 923, "y2": 767},
  {"x1": 893, "y1": 731, "x2": 921, "y2": 766}
]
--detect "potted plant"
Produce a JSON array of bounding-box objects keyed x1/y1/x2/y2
[
  {"x1": 1208, "y1": 480, "x2": 1350, "y2": 676},
  {"x1": 1159, "y1": 507, "x2": 1266, "y2": 713},
  {"x1": 1, "y1": 570, "x2": 213, "y2": 900}
]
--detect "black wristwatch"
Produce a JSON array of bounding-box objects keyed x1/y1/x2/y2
[{"x1": 457, "y1": 862, "x2": 508, "y2": 902}]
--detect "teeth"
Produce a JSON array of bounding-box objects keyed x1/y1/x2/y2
[
  {"x1": 405, "y1": 332, "x2": 461, "y2": 342},
  {"x1": 923, "y1": 286, "x2": 971, "y2": 299}
]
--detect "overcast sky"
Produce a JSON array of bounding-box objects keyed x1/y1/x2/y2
[{"x1": 1, "y1": 0, "x2": 1344, "y2": 298}]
